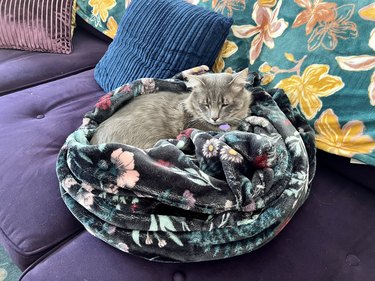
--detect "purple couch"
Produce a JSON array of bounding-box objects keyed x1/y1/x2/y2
[{"x1": 0, "y1": 19, "x2": 374, "y2": 281}]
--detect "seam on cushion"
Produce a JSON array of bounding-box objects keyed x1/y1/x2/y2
[
  {"x1": 0, "y1": 64, "x2": 97, "y2": 97},
  {"x1": 0, "y1": 221, "x2": 83, "y2": 258},
  {"x1": 19, "y1": 230, "x2": 84, "y2": 280}
]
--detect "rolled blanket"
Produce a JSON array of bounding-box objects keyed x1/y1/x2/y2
[{"x1": 56, "y1": 66, "x2": 316, "y2": 262}]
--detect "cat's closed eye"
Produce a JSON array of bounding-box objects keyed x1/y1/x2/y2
[{"x1": 201, "y1": 100, "x2": 210, "y2": 108}]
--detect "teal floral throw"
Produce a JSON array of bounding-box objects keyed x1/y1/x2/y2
[
  {"x1": 56, "y1": 66, "x2": 316, "y2": 262},
  {"x1": 192, "y1": 0, "x2": 375, "y2": 165}
]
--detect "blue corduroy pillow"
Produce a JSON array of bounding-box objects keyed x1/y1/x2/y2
[{"x1": 94, "y1": 0, "x2": 233, "y2": 92}]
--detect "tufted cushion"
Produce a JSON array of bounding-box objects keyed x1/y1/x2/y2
[
  {"x1": 94, "y1": 0, "x2": 233, "y2": 92},
  {"x1": 20, "y1": 160, "x2": 375, "y2": 281},
  {"x1": 0, "y1": 69, "x2": 105, "y2": 270},
  {"x1": 0, "y1": 28, "x2": 109, "y2": 96}
]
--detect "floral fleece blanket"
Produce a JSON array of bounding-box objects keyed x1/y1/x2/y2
[{"x1": 56, "y1": 66, "x2": 316, "y2": 262}]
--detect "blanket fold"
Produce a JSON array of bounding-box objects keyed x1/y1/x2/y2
[{"x1": 57, "y1": 66, "x2": 316, "y2": 262}]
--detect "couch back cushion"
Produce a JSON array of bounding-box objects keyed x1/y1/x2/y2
[
  {"x1": 93, "y1": 0, "x2": 233, "y2": 92},
  {"x1": 0, "y1": 0, "x2": 76, "y2": 54}
]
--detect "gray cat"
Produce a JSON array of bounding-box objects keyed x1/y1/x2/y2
[{"x1": 90, "y1": 69, "x2": 252, "y2": 149}]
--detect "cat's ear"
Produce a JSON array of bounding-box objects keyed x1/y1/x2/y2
[
  {"x1": 229, "y1": 69, "x2": 248, "y2": 92},
  {"x1": 186, "y1": 74, "x2": 205, "y2": 88}
]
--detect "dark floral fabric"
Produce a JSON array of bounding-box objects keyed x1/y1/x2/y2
[{"x1": 56, "y1": 65, "x2": 316, "y2": 262}]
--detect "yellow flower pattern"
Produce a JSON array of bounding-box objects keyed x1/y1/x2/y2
[
  {"x1": 315, "y1": 109, "x2": 375, "y2": 157},
  {"x1": 212, "y1": 40, "x2": 238, "y2": 73},
  {"x1": 258, "y1": 0, "x2": 276, "y2": 7},
  {"x1": 276, "y1": 64, "x2": 344, "y2": 119},
  {"x1": 358, "y1": 3, "x2": 375, "y2": 21},
  {"x1": 89, "y1": 0, "x2": 116, "y2": 22},
  {"x1": 103, "y1": 16, "x2": 118, "y2": 39}
]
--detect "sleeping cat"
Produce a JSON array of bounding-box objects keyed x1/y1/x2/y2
[{"x1": 90, "y1": 69, "x2": 252, "y2": 148}]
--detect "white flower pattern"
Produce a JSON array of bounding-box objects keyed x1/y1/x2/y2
[
  {"x1": 202, "y1": 138, "x2": 220, "y2": 158},
  {"x1": 220, "y1": 145, "x2": 244, "y2": 163}
]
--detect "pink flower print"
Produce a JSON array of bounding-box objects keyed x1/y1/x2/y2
[
  {"x1": 111, "y1": 148, "x2": 140, "y2": 188},
  {"x1": 307, "y1": 4, "x2": 358, "y2": 51},
  {"x1": 232, "y1": 0, "x2": 288, "y2": 64},
  {"x1": 183, "y1": 190, "x2": 196, "y2": 210},
  {"x1": 158, "y1": 239, "x2": 167, "y2": 248},
  {"x1": 62, "y1": 176, "x2": 78, "y2": 190},
  {"x1": 254, "y1": 154, "x2": 269, "y2": 168},
  {"x1": 131, "y1": 203, "x2": 139, "y2": 213},
  {"x1": 119, "y1": 84, "x2": 131, "y2": 93},
  {"x1": 81, "y1": 117, "x2": 91, "y2": 127},
  {"x1": 292, "y1": 0, "x2": 337, "y2": 35},
  {"x1": 224, "y1": 200, "x2": 233, "y2": 210},
  {"x1": 243, "y1": 201, "x2": 256, "y2": 212},
  {"x1": 155, "y1": 160, "x2": 173, "y2": 168},
  {"x1": 141, "y1": 78, "x2": 156, "y2": 94},
  {"x1": 106, "y1": 225, "x2": 116, "y2": 235},
  {"x1": 81, "y1": 182, "x2": 94, "y2": 192},
  {"x1": 95, "y1": 93, "x2": 112, "y2": 110},
  {"x1": 76, "y1": 191, "x2": 94, "y2": 209},
  {"x1": 284, "y1": 119, "x2": 292, "y2": 126},
  {"x1": 117, "y1": 242, "x2": 129, "y2": 252},
  {"x1": 176, "y1": 128, "x2": 194, "y2": 140},
  {"x1": 145, "y1": 232, "x2": 153, "y2": 245}
]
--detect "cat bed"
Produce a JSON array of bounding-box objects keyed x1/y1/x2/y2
[{"x1": 56, "y1": 66, "x2": 316, "y2": 262}]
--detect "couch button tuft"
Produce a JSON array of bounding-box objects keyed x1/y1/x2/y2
[
  {"x1": 346, "y1": 254, "x2": 360, "y2": 266},
  {"x1": 36, "y1": 114, "x2": 45, "y2": 119},
  {"x1": 173, "y1": 271, "x2": 185, "y2": 281}
]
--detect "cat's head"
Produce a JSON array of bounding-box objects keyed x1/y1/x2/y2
[{"x1": 184, "y1": 69, "x2": 252, "y2": 126}]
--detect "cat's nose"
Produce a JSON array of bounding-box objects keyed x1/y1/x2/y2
[{"x1": 211, "y1": 117, "x2": 219, "y2": 122}]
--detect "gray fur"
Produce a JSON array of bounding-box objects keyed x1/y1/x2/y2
[{"x1": 90, "y1": 70, "x2": 252, "y2": 149}]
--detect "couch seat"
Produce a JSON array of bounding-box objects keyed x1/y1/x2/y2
[
  {"x1": 0, "y1": 69, "x2": 105, "y2": 269},
  {"x1": 20, "y1": 157, "x2": 375, "y2": 281}
]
